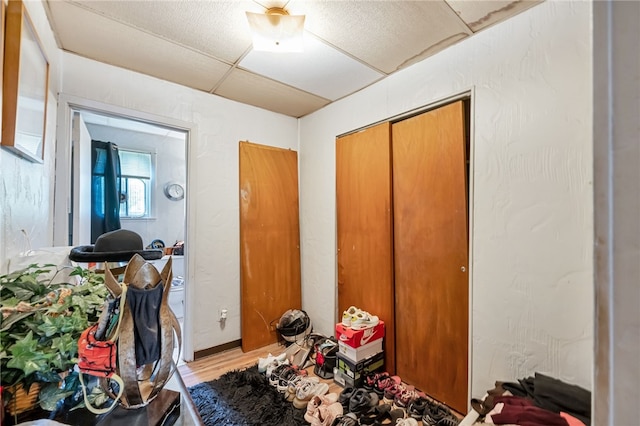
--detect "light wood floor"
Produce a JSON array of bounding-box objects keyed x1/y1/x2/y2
[{"x1": 178, "y1": 341, "x2": 342, "y2": 395}]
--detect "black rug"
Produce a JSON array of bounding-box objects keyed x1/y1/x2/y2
[{"x1": 188, "y1": 365, "x2": 307, "y2": 426}]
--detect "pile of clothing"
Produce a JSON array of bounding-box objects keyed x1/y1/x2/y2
[{"x1": 471, "y1": 372, "x2": 591, "y2": 426}]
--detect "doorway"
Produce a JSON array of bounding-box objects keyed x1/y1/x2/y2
[{"x1": 53, "y1": 95, "x2": 193, "y2": 362}]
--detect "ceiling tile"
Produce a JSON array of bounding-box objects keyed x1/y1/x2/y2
[
  {"x1": 62, "y1": 0, "x2": 257, "y2": 63},
  {"x1": 445, "y1": 0, "x2": 544, "y2": 32},
  {"x1": 296, "y1": 0, "x2": 472, "y2": 74},
  {"x1": 214, "y1": 68, "x2": 330, "y2": 118},
  {"x1": 238, "y1": 34, "x2": 384, "y2": 101},
  {"x1": 47, "y1": 1, "x2": 232, "y2": 92}
]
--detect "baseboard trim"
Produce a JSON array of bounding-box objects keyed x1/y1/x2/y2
[{"x1": 193, "y1": 339, "x2": 242, "y2": 360}]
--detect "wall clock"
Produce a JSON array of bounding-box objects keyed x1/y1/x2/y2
[{"x1": 163, "y1": 182, "x2": 185, "y2": 201}]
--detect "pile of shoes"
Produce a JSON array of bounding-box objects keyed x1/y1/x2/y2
[{"x1": 332, "y1": 371, "x2": 461, "y2": 426}]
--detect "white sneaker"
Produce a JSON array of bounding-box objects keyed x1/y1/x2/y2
[
  {"x1": 265, "y1": 356, "x2": 289, "y2": 377},
  {"x1": 350, "y1": 311, "x2": 379, "y2": 330},
  {"x1": 259, "y1": 352, "x2": 287, "y2": 373},
  {"x1": 258, "y1": 353, "x2": 275, "y2": 373},
  {"x1": 341, "y1": 306, "x2": 361, "y2": 327},
  {"x1": 293, "y1": 379, "x2": 330, "y2": 409}
]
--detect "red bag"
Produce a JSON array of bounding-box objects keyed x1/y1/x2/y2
[
  {"x1": 77, "y1": 324, "x2": 118, "y2": 378},
  {"x1": 77, "y1": 285, "x2": 127, "y2": 414}
]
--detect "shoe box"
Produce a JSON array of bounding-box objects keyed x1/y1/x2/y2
[
  {"x1": 334, "y1": 351, "x2": 385, "y2": 388},
  {"x1": 335, "y1": 320, "x2": 385, "y2": 348},
  {"x1": 338, "y1": 338, "x2": 383, "y2": 362}
]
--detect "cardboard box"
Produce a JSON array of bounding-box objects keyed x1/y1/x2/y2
[
  {"x1": 335, "y1": 320, "x2": 385, "y2": 348},
  {"x1": 333, "y1": 368, "x2": 355, "y2": 388},
  {"x1": 336, "y1": 351, "x2": 385, "y2": 387},
  {"x1": 338, "y1": 338, "x2": 383, "y2": 362}
]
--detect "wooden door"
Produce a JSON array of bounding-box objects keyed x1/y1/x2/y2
[
  {"x1": 392, "y1": 101, "x2": 469, "y2": 412},
  {"x1": 336, "y1": 122, "x2": 396, "y2": 373},
  {"x1": 239, "y1": 141, "x2": 301, "y2": 352}
]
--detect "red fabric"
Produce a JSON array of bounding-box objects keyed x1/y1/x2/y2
[
  {"x1": 491, "y1": 396, "x2": 569, "y2": 426},
  {"x1": 77, "y1": 324, "x2": 118, "y2": 378}
]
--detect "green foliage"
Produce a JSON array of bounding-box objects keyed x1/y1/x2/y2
[{"x1": 0, "y1": 264, "x2": 108, "y2": 410}]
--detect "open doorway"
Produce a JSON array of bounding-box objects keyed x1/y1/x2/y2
[{"x1": 55, "y1": 102, "x2": 189, "y2": 365}]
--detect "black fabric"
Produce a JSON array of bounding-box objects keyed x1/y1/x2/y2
[
  {"x1": 502, "y1": 372, "x2": 591, "y2": 426},
  {"x1": 187, "y1": 365, "x2": 306, "y2": 426},
  {"x1": 126, "y1": 284, "x2": 163, "y2": 366},
  {"x1": 91, "y1": 140, "x2": 122, "y2": 243}
]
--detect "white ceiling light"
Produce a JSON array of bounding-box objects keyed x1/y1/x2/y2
[{"x1": 246, "y1": 7, "x2": 305, "y2": 53}]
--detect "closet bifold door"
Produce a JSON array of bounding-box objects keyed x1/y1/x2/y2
[
  {"x1": 336, "y1": 122, "x2": 396, "y2": 373},
  {"x1": 392, "y1": 101, "x2": 469, "y2": 413}
]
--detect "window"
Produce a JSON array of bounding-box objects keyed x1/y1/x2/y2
[{"x1": 119, "y1": 149, "x2": 152, "y2": 218}]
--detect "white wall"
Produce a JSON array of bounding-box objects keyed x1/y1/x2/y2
[
  {"x1": 299, "y1": 0, "x2": 593, "y2": 398},
  {"x1": 0, "y1": 0, "x2": 61, "y2": 272},
  {"x1": 85, "y1": 123, "x2": 187, "y2": 247}
]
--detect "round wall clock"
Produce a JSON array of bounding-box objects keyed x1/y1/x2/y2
[{"x1": 163, "y1": 182, "x2": 185, "y2": 201}]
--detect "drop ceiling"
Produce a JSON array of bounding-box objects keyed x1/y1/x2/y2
[{"x1": 44, "y1": 0, "x2": 543, "y2": 118}]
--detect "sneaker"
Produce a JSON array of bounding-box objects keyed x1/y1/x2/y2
[
  {"x1": 374, "y1": 374, "x2": 401, "y2": 397},
  {"x1": 285, "y1": 375, "x2": 319, "y2": 401},
  {"x1": 350, "y1": 311, "x2": 379, "y2": 330},
  {"x1": 341, "y1": 306, "x2": 361, "y2": 327},
  {"x1": 312, "y1": 401, "x2": 344, "y2": 426},
  {"x1": 304, "y1": 392, "x2": 339, "y2": 424},
  {"x1": 358, "y1": 403, "x2": 403, "y2": 425},
  {"x1": 277, "y1": 366, "x2": 300, "y2": 393},
  {"x1": 338, "y1": 387, "x2": 356, "y2": 411},
  {"x1": 407, "y1": 396, "x2": 429, "y2": 420},
  {"x1": 363, "y1": 371, "x2": 382, "y2": 391},
  {"x1": 293, "y1": 379, "x2": 330, "y2": 409},
  {"x1": 383, "y1": 383, "x2": 406, "y2": 404},
  {"x1": 436, "y1": 417, "x2": 460, "y2": 426},
  {"x1": 268, "y1": 363, "x2": 290, "y2": 388},
  {"x1": 331, "y1": 412, "x2": 358, "y2": 426},
  {"x1": 348, "y1": 388, "x2": 379, "y2": 415},
  {"x1": 422, "y1": 403, "x2": 451, "y2": 426},
  {"x1": 393, "y1": 388, "x2": 423, "y2": 411},
  {"x1": 258, "y1": 352, "x2": 287, "y2": 373}
]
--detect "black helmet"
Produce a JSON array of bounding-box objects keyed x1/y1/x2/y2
[{"x1": 276, "y1": 309, "x2": 312, "y2": 343}]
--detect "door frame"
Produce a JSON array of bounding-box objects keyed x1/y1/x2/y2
[
  {"x1": 335, "y1": 88, "x2": 476, "y2": 409},
  {"x1": 53, "y1": 93, "x2": 198, "y2": 362}
]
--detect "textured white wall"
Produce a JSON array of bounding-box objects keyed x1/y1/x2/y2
[
  {"x1": 299, "y1": 0, "x2": 593, "y2": 397},
  {"x1": 59, "y1": 53, "x2": 299, "y2": 352},
  {"x1": 0, "y1": 1, "x2": 61, "y2": 273}
]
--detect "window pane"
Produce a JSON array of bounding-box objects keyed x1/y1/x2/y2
[
  {"x1": 127, "y1": 179, "x2": 147, "y2": 217},
  {"x1": 120, "y1": 150, "x2": 151, "y2": 179}
]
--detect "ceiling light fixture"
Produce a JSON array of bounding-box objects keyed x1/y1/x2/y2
[{"x1": 246, "y1": 7, "x2": 305, "y2": 53}]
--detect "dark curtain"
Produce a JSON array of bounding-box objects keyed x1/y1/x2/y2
[{"x1": 91, "y1": 140, "x2": 122, "y2": 243}]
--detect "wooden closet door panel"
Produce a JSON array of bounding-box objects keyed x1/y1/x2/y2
[
  {"x1": 239, "y1": 141, "x2": 301, "y2": 352},
  {"x1": 392, "y1": 101, "x2": 469, "y2": 412},
  {"x1": 336, "y1": 122, "x2": 395, "y2": 373}
]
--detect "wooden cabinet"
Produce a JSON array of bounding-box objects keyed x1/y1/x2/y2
[{"x1": 336, "y1": 100, "x2": 469, "y2": 413}]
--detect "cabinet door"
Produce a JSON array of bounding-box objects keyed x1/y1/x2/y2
[
  {"x1": 392, "y1": 101, "x2": 469, "y2": 412},
  {"x1": 336, "y1": 122, "x2": 396, "y2": 373},
  {"x1": 239, "y1": 141, "x2": 301, "y2": 352}
]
